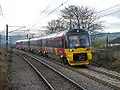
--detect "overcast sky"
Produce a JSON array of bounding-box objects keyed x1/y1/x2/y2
[{"x1": 0, "y1": 0, "x2": 120, "y2": 34}]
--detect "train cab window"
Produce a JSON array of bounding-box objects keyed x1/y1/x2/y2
[
  {"x1": 68, "y1": 34, "x2": 89, "y2": 48},
  {"x1": 69, "y1": 36, "x2": 80, "y2": 47},
  {"x1": 79, "y1": 35, "x2": 89, "y2": 46},
  {"x1": 55, "y1": 37, "x2": 64, "y2": 48}
]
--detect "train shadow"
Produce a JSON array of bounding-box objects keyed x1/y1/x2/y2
[{"x1": 70, "y1": 65, "x2": 87, "y2": 69}]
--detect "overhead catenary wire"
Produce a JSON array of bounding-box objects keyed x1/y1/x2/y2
[
  {"x1": 40, "y1": 4, "x2": 51, "y2": 16},
  {"x1": 20, "y1": 4, "x2": 51, "y2": 32},
  {"x1": 34, "y1": 3, "x2": 118, "y2": 32},
  {"x1": 96, "y1": 4, "x2": 120, "y2": 14},
  {"x1": 8, "y1": 26, "x2": 27, "y2": 33},
  {"x1": 101, "y1": 8, "x2": 120, "y2": 17},
  {"x1": 9, "y1": 2, "x2": 120, "y2": 36},
  {"x1": 46, "y1": 0, "x2": 70, "y2": 17},
  {"x1": 26, "y1": 24, "x2": 36, "y2": 31},
  {"x1": 7, "y1": 4, "x2": 51, "y2": 34},
  {"x1": 33, "y1": 0, "x2": 70, "y2": 32},
  {"x1": 10, "y1": 24, "x2": 36, "y2": 34},
  {"x1": 0, "y1": 4, "x2": 3, "y2": 16},
  {"x1": 9, "y1": 6, "x2": 120, "y2": 36},
  {"x1": 8, "y1": 26, "x2": 26, "y2": 27},
  {"x1": 25, "y1": 4, "x2": 51, "y2": 30},
  {"x1": 96, "y1": 4, "x2": 120, "y2": 18}
]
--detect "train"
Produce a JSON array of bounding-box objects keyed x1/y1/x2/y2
[{"x1": 16, "y1": 28, "x2": 92, "y2": 65}]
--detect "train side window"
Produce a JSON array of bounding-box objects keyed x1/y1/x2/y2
[
  {"x1": 36, "y1": 40, "x2": 42, "y2": 46},
  {"x1": 47, "y1": 39, "x2": 48, "y2": 47},
  {"x1": 46, "y1": 39, "x2": 48, "y2": 47},
  {"x1": 43, "y1": 39, "x2": 47, "y2": 47},
  {"x1": 56, "y1": 37, "x2": 63, "y2": 48},
  {"x1": 49, "y1": 39, "x2": 51, "y2": 47},
  {"x1": 53, "y1": 38, "x2": 57, "y2": 48},
  {"x1": 43, "y1": 40, "x2": 45, "y2": 46},
  {"x1": 51, "y1": 38, "x2": 54, "y2": 47}
]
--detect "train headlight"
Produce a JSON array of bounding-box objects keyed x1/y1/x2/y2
[
  {"x1": 69, "y1": 49, "x2": 73, "y2": 52},
  {"x1": 61, "y1": 55, "x2": 63, "y2": 58}
]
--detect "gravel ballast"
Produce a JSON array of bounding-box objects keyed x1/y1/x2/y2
[
  {"x1": 14, "y1": 50, "x2": 115, "y2": 90},
  {"x1": 24, "y1": 55, "x2": 84, "y2": 90},
  {"x1": 29, "y1": 53, "x2": 114, "y2": 90},
  {"x1": 9, "y1": 54, "x2": 50, "y2": 90}
]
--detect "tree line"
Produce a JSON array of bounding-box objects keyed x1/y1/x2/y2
[{"x1": 44, "y1": 5, "x2": 105, "y2": 39}]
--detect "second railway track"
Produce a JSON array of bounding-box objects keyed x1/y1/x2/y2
[
  {"x1": 15, "y1": 51, "x2": 86, "y2": 90},
  {"x1": 86, "y1": 65, "x2": 120, "y2": 81}
]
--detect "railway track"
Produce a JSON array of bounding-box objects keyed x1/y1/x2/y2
[
  {"x1": 15, "y1": 51, "x2": 86, "y2": 90},
  {"x1": 10, "y1": 54, "x2": 51, "y2": 90},
  {"x1": 86, "y1": 65, "x2": 120, "y2": 81},
  {"x1": 70, "y1": 67, "x2": 120, "y2": 90},
  {"x1": 15, "y1": 50, "x2": 120, "y2": 90},
  {"x1": 39, "y1": 55, "x2": 120, "y2": 90}
]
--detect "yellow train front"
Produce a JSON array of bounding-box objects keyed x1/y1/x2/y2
[
  {"x1": 64, "y1": 47, "x2": 92, "y2": 65},
  {"x1": 62, "y1": 28, "x2": 92, "y2": 65}
]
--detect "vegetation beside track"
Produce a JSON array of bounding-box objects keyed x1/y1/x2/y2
[
  {"x1": 92, "y1": 49, "x2": 120, "y2": 73},
  {"x1": 0, "y1": 48, "x2": 12, "y2": 90}
]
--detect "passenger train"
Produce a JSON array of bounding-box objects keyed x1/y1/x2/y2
[{"x1": 16, "y1": 28, "x2": 92, "y2": 65}]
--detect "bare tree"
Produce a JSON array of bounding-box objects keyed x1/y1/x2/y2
[
  {"x1": 61, "y1": 5, "x2": 105, "y2": 35},
  {"x1": 45, "y1": 19, "x2": 55, "y2": 34},
  {"x1": 45, "y1": 18, "x2": 69, "y2": 34}
]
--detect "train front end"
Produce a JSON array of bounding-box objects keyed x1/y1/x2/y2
[{"x1": 64, "y1": 29, "x2": 92, "y2": 65}]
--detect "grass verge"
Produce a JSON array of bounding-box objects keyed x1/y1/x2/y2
[
  {"x1": 0, "y1": 48, "x2": 12, "y2": 90},
  {"x1": 92, "y1": 50, "x2": 120, "y2": 73}
]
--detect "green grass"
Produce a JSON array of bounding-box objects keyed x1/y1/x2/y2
[{"x1": 92, "y1": 50, "x2": 120, "y2": 73}]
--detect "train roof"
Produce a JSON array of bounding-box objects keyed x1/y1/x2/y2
[
  {"x1": 30, "y1": 37, "x2": 41, "y2": 41},
  {"x1": 16, "y1": 39, "x2": 29, "y2": 42},
  {"x1": 16, "y1": 28, "x2": 87, "y2": 42},
  {"x1": 42, "y1": 30, "x2": 68, "y2": 39},
  {"x1": 43, "y1": 28, "x2": 87, "y2": 39}
]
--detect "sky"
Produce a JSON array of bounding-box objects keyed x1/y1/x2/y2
[{"x1": 0, "y1": 0, "x2": 120, "y2": 35}]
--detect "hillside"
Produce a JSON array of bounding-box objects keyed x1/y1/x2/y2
[
  {"x1": 1, "y1": 32, "x2": 120, "y2": 44},
  {"x1": 1, "y1": 35, "x2": 26, "y2": 44},
  {"x1": 10, "y1": 35, "x2": 26, "y2": 44},
  {"x1": 92, "y1": 32, "x2": 120, "y2": 40}
]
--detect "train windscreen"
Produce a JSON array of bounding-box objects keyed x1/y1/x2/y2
[{"x1": 68, "y1": 34, "x2": 90, "y2": 48}]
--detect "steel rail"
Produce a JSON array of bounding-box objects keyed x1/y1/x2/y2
[
  {"x1": 15, "y1": 53, "x2": 55, "y2": 90},
  {"x1": 15, "y1": 50, "x2": 120, "y2": 90},
  {"x1": 24, "y1": 51, "x2": 120, "y2": 90},
  {"x1": 16, "y1": 51, "x2": 86, "y2": 90},
  {"x1": 87, "y1": 65, "x2": 120, "y2": 81}
]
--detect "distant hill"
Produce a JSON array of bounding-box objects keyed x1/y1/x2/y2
[
  {"x1": 10, "y1": 35, "x2": 27, "y2": 44},
  {"x1": 91, "y1": 32, "x2": 120, "y2": 41},
  {"x1": 1, "y1": 35, "x2": 26, "y2": 44},
  {"x1": 1, "y1": 32, "x2": 120, "y2": 45},
  {"x1": 109, "y1": 36, "x2": 120, "y2": 44}
]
